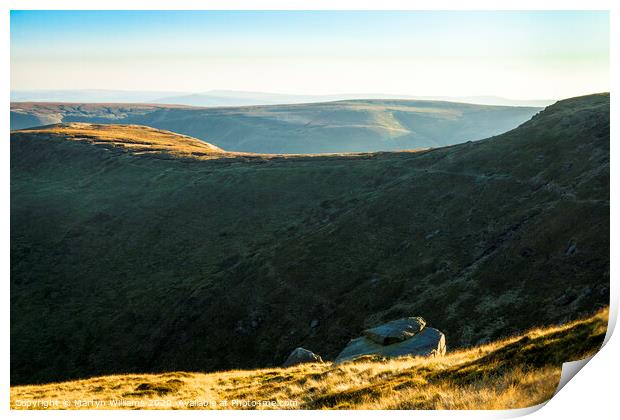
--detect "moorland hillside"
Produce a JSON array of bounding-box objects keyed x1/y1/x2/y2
[
  {"x1": 10, "y1": 93, "x2": 609, "y2": 385},
  {"x1": 11, "y1": 100, "x2": 540, "y2": 153}
]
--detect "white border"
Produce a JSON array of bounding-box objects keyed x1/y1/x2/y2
[{"x1": 2, "y1": 1, "x2": 616, "y2": 419}]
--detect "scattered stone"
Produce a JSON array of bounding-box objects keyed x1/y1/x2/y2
[
  {"x1": 368, "y1": 276, "x2": 382, "y2": 285},
  {"x1": 554, "y1": 293, "x2": 577, "y2": 306},
  {"x1": 596, "y1": 284, "x2": 609, "y2": 297},
  {"x1": 282, "y1": 347, "x2": 323, "y2": 368},
  {"x1": 425, "y1": 230, "x2": 441, "y2": 240},
  {"x1": 362, "y1": 317, "x2": 426, "y2": 345}
]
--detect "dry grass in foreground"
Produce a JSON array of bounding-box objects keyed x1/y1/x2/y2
[{"x1": 11, "y1": 307, "x2": 608, "y2": 410}]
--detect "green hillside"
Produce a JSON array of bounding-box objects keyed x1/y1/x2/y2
[
  {"x1": 10, "y1": 100, "x2": 540, "y2": 153},
  {"x1": 10, "y1": 93, "x2": 609, "y2": 385}
]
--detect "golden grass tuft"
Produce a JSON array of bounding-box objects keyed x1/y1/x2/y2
[{"x1": 11, "y1": 307, "x2": 607, "y2": 410}]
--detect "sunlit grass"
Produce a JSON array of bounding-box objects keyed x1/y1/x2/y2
[
  {"x1": 10, "y1": 307, "x2": 607, "y2": 410},
  {"x1": 15, "y1": 123, "x2": 231, "y2": 160}
]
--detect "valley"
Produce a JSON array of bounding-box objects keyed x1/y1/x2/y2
[
  {"x1": 10, "y1": 100, "x2": 541, "y2": 154},
  {"x1": 10, "y1": 93, "x2": 609, "y2": 386}
]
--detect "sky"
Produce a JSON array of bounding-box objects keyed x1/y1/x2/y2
[{"x1": 10, "y1": 10, "x2": 609, "y2": 100}]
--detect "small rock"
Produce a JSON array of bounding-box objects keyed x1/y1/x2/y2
[
  {"x1": 554, "y1": 293, "x2": 577, "y2": 306},
  {"x1": 310, "y1": 319, "x2": 320, "y2": 329},
  {"x1": 282, "y1": 347, "x2": 323, "y2": 368},
  {"x1": 596, "y1": 284, "x2": 609, "y2": 297},
  {"x1": 425, "y1": 230, "x2": 441, "y2": 240},
  {"x1": 368, "y1": 276, "x2": 382, "y2": 285}
]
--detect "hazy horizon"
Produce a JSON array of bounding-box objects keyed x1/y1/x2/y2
[
  {"x1": 11, "y1": 11, "x2": 609, "y2": 101},
  {"x1": 10, "y1": 88, "x2": 561, "y2": 107},
  {"x1": 11, "y1": 87, "x2": 558, "y2": 99}
]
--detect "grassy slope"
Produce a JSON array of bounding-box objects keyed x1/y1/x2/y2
[
  {"x1": 10, "y1": 100, "x2": 540, "y2": 153},
  {"x1": 14, "y1": 123, "x2": 228, "y2": 159},
  {"x1": 10, "y1": 307, "x2": 608, "y2": 410},
  {"x1": 13, "y1": 123, "x2": 407, "y2": 160},
  {"x1": 10, "y1": 93, "x2": 609, "y2": 385}
]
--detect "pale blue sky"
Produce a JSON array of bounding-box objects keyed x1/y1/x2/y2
[{"x1": 10, "y1": 11, "x2": 609, "y2": 99}]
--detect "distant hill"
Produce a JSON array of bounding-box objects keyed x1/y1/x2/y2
[
  {"x1": 10, "y1": 100, "x2": 541, "y2": 154},
  {"x1": 10, "y1": 93, "x2": 609, "y2": 385},
  {"x1": 150, "y1": 90, "x2": 342, "y2": 106},
  {"x1": 10, "y1": 89, "x2": 188, "y2": 104},
  {"x1": 150, "y1": 90, "x2": 556, "y2": 107},
  {"x1": 11, "y1": 89, "x2": 556, "y2": 107}
]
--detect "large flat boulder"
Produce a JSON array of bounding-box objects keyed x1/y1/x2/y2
[
  {"x1": 362, "y1": 316, "x2": 426, "y2": 345},
  {"x1": 282, "y1": 347, "x2": 323, "y2": 367},
  {"x1": 335, "y1": 327, "x2": 446, "y2": 363}
]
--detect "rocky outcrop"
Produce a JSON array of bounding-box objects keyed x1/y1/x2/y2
[
  {"x1": 362, "y1": 316, "x2": 426, "y2": 345},
  {"x1": 335, "y1": 317, "x2": 445, "y2": 363},
  {"x1": 282, "y1": 347, "x2": 323, "y2": 367}
]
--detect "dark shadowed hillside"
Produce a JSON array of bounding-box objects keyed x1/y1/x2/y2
[
  {"x1": 10, "y1": 93, "x2": 609, "y2": 385},
  {"x1": 10, "y1": 100, "x2": 540, "y2": 154}
]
